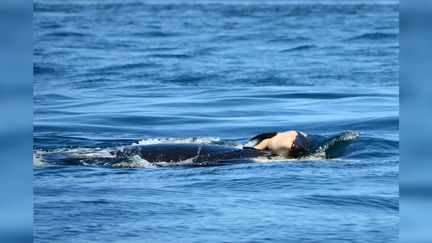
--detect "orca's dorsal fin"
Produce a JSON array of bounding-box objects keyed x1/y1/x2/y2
[{"x1": 249, "y1": 132, "x2": 278, "y2": 141}]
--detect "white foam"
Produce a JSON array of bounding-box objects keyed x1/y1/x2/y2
[
  {"x1": 340, "y1": 131, "x2": 360, "y2": 140},
  {"x1": 33, "y1": 150, "x2": 46, "y2": 167},
  {"x1": 243, "y1": 140, "x2": 258, "y2": 148},
  {"x1": 251, "y1": 156, "x2": 297, "y2": 163},
  {"x1": 133, "y1": 136, "x2": 221, "y2": 145},
  {"x1": 109, "y1": 154, "x2": 197, "y2": 168},
  {"x1": 153, "y1": 159, "x2": 195, "y2": 167},
  {"x1": 151, "y1": 146, "x2": 200, "y2": 167},
  {"x1": 252, "y1": 156, "x2": 349, "y2": 163},
  {"x1": 63, "y1": 147, "x2": 115, "y2": 158},
  {"x1": 110, "y1": 155, "x2": 155, "y2": 168}
]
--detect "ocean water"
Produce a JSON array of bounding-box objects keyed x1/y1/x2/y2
[{"x1": 34, "y1": 0, "x2": 399, "y2": 242}]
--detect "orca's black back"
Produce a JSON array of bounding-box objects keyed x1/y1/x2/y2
[{"x1": 117, "y1": 143, "x2": 267, "y2": 163}]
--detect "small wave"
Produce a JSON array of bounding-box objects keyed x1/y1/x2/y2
[
  {"x1": 131, "y1": 31, "x2": 180, "y2": 38},
  {"x1": 33, "y1": 65, "x2": 58, "y2": 75},
  {"x1": 162, "y1": 74, "x2": 210, "y2": 85},
  {"x1": 34, "y1": 147, "x2": 115, "y2": 161},
  {"x1": 34, "y1": 93, "x2": 78, "y2": 102},
  {"x1": 133, "y1": 137, "x2": 221, "y2": 145},
  {"x1": 266, "y1": 37, "x2": 312, "y2": 43},
  {"x1": 69, "y1": 78, "x2": 114, "y2": 88},
  {"x1": 281, "y1": 45, "x2": 317, "y2": 52},
  {"x1": 40, "y1": 23, "x2": 62, "y2": 29},
  {"x1": 139, "y1": 47, "x2": 179, "y2": 52},
  {"x1": 45, "y1": 31, "x2": 89, "y2": 37},
  {"x1": 299, "y1": 194, "x2": 398, "y2": 212},
  {"x1": 34, "y1": 63, "x2": 66, "y2": 75},
  {"x1": 346, "y1": 32, "x2": 398, "y2": 41},
  {"x1": 305, "y1": 131, "x2": 360, "y2": 159},
  {"x1": 147, "y1": 54, "x2": 192, "y2": 59},
  {"x1": 34, "y1": 3, "x2": 83, "y2": 13},
  {"x1": 91, "y1": 62, "x2": 158, "y2": 73},
  {"x1": 213, "y1": 34, "x2": 256, "y2": 42}
]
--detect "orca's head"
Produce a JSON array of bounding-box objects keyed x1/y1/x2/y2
[{"x1": 247, "y1": 130, "x2": 308, "y2": 158}]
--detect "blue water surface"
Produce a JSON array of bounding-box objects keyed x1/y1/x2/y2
[{"x1": 34, "y1": 0, "x2": 399, "y2": 242}]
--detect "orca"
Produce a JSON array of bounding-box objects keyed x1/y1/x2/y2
[
  {"x1": 41, "y1": 130, "x2": 310, "y2": 167},
  {"x1": 111, "y1": 130, "x2": 309, "y2": 165}
]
